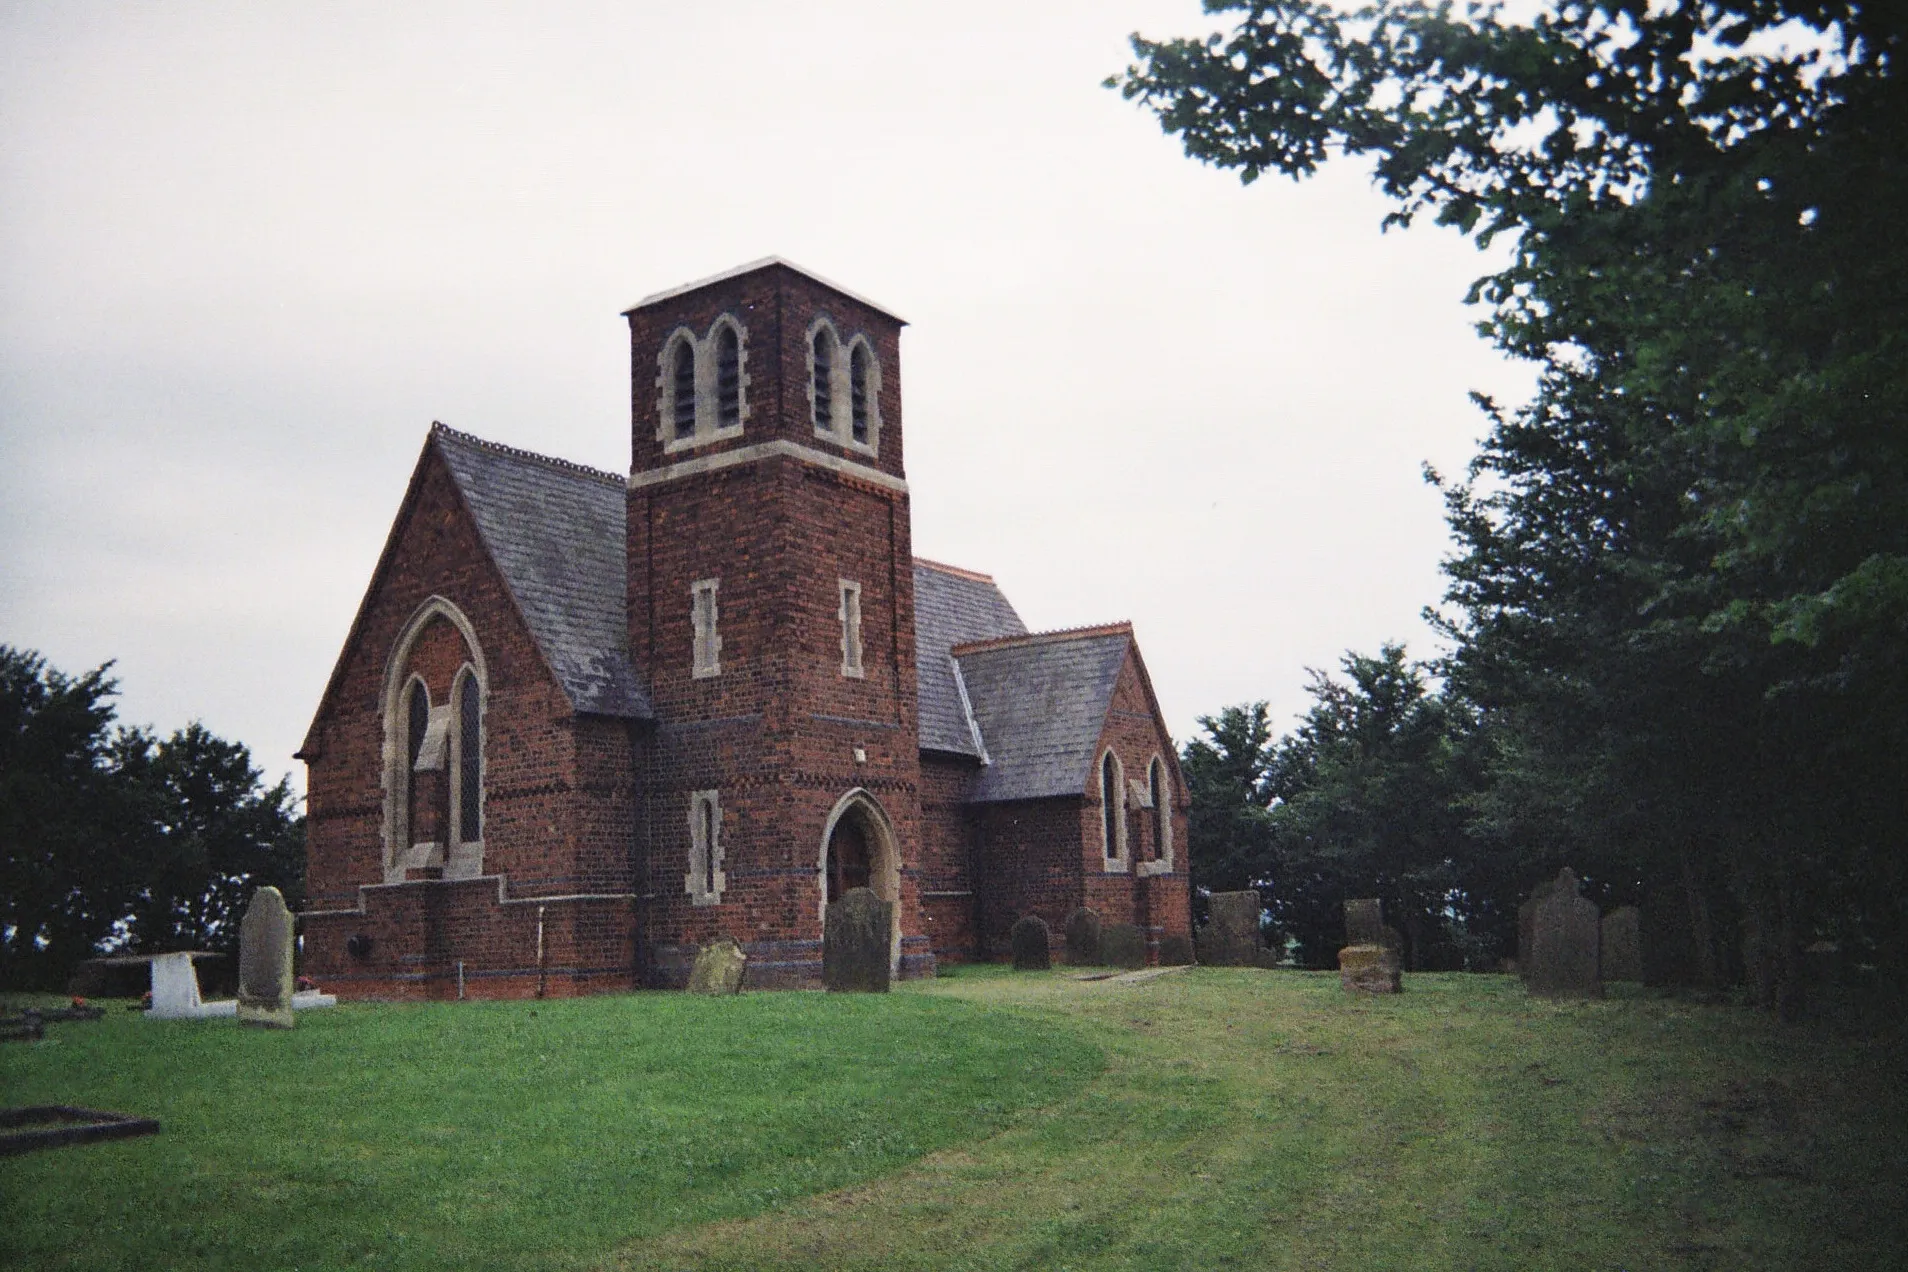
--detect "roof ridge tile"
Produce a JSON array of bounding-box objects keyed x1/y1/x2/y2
[{"x1": 430, "y1": 421, "x2": 625, "y2": 488}]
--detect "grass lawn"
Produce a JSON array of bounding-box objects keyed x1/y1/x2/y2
[{"x1": 5, "y1": 971, "x2": 1905, "y2": 1271}]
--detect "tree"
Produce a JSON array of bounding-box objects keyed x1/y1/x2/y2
[
  {"x1": 0, "y1": 646, "x2": 304, "y2": 989},
  {"x1": 1115, "y1": 2, "x2": 1908, "y2": 1000},
  {"x1": 1180, "y1": 701, "x2": 1279, "y2": 906}
]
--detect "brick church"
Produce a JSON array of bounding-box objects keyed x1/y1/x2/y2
[{"x1": 297, "y1": 259, "x2": 1192, "y2": 996}]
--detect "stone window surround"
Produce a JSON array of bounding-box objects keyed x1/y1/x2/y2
[
  {"x1": 686, "y1": 789, "x2": 725, "y2": 906},
  {"x1": 1099, "y1": 748, "x2": 1130, "y2": 874},
  {"x1": 805, "y1": 315, "x2": 881, "y2": 458},
  {"x1": 838, "y1": 579, "x2": 865, "y2": 679},
  {"x1": 379, "y1": 595, "x2": 489, "y2": 885},
  {"x1": 1137, "y1": 754, "x2": 1173, "y2": 877},
  {"x1": 691, "y1": 578, "x2": 721, "y2": 679},
  {"x1": 446, "y1": 661, "x2": 486, "y2": 881},
  {"x1": 656, "y1": 313, "x2": 751, "y2": 454}
]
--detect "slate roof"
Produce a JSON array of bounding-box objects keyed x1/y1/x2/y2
[
  {"x1": 954, "y1": 627, "x2": 1133, "y2": 803},
  {"x1": 912, "y1": 560, "x2": 1027, "y2": 756},
  {"x1": 433, "y1": 425, "x2": 653, "y2": 719}
]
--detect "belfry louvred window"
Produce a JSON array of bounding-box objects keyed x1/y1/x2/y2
[
  {"x1": 850, "y1": 344, "x2": 870, "y2": 444},
  {"x1": 671, "y1": 338, "x2": 696, "y2": 439},
  {"x1": 812, "y1": 329, "x2": 833, "y2": 432},
  {"x1": 715, "y1": 325, "x2": 741, "y2": 429}
]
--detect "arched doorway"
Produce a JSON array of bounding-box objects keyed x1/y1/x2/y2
[{"x1": 819, "y1": 790, "x2": 901, "y2": 975}]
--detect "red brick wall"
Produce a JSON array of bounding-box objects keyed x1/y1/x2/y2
[
  {"x1": 300, "y1": 442, "x2": 638, "y2": 999},
  {"x1": 973, "y1": 798, "x2": 1086, "y2": 959},
  {"x1": 919, "y1": 753, "x2": 982, "y2": 961}
]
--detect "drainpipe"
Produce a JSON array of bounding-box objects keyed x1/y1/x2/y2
[{"x1": 535, "y1": 904, "x2": 547, "y2": 999}]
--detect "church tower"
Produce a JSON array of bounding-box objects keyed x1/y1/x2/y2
[{"x1": 623, "y1": 259, "x2": 927, "y2": 985}]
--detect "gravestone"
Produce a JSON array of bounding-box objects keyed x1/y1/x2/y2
[
  {"x1": 1344, "y1": 898, "x2": 1404, "y2": 959},
  {"x1": 1339, "y1": 943, "x2": 1402, "y2": 993},
  {"x1": 1010, "y1": 915, "x2": 1052, "y2": 971},
  {"x1": 1517, "y1": 875, "x2": 1561, "y2": 984},
  {"x1": 1526, "y1": 868, "x2": 1602, "y2": 999},
  {"x1": 686, "y1": 937, "x2": 747, "y2": 994},
  {"x1": 1601, "y1": 906, "x2": 1642, "y2": 982},
  {"x1": 1062, "y1": 907, "x2": 1102, "y2": 965},
  {"x1": 1201, "y1": 890, "x2": 1264, "y2": 966},
  {"x1": 1101, "y1": 923, "x2": 1147, "y2": 970},
  {"x1": 1157, "y1": 934, "x2": 1195, "y2": 966},
  {"x1": 237, "y1": 886, "x2": 296, "y2": 1028},
  {"x1": 823, "y1": 887, "x2": 891, "y2": 993}
]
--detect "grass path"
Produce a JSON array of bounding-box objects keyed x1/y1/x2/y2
[{"x1": 614, "y1": 968, "x2": 1908, "y2": 1271}]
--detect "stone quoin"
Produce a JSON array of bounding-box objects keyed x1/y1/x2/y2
[{"x1": 296, "y1": 259, "x2": 1194, "y2": 996}]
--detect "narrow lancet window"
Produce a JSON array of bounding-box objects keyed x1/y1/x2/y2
[
  {"x1": 671, "y1": 338, "x2": 696, "y2": 439},
  {"x1": 1101, "y1": 751, "x2": 1122, "y2": 862},
  {"x1": 715, "y1": 325, "x2": 741, "y2": 429},
  {"x1": 691, "y1": 579, "x2": 721, "y2": 678},
  {"x1": 686, "y1": 789, "x2": 723, "y2": 904},
  {"x1": 838, "y1": 580, "x2": 864, "y2": 678},
  {"x1": 850, "y1": 343, "x2": 870, "y2": 444},
  {"x1": 811, "y1": 329, "x2": 834, "y2": 432},
  {"x1": 1149, "y1": 758, "x2": 1166, "y2": 864},
  {"x1": 407, "y1": 681, "x2": 430, "y2": 771},
  {"x1": 458, "y1": 673, "x2": 481, "y2": 843}
]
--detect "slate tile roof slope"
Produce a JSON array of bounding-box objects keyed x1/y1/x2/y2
[
  {"x1": 955, "y1": 630, "x2": 1130, "y2": 802},
  {"x1": 433, "y1": 425, "x2": 653, "y2": 719},
  {"x1": 912, "y1": 560, "x2": 1027, "y2": 756}
]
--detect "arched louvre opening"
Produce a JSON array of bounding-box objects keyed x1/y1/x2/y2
[
  {"x1": 811, "y1": 329, "x2": 833, "y2": 431},
  {"x1": 457, "y1": 673, "x2": 481, "y2": 843},
  {"x1": 849, "y1": 343, "x2": 870, "y2": 444},
  {"x1": 671, "y1": 338, "x2": 696, "y2": 438},
  {"x1": 715, "y1": 325, "x2": 741, "y2": 428}
]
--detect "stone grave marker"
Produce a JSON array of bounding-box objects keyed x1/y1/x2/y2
[
  {"x1": 1526, "y1": 868, "x2": 1602, "y2": 999},
  {"x1": 1344, "y1": 898, "x2": 1404, "y2": 959},
  {"x1": 1010, "y1": 915, "x2": 1051, "y2": 971},
  {"x1": 237, "y1": 886, "x2": 296, "y2": 1028},
  {"x1": 1339, "y1": 943, "x2": 1402, "y2": 993},
  {"x1": 1157, "y1": 934, "x2": 1195, "y2": 966},
  {"x1": 1101, "y1": 922, "x2": 1147, "y2": 970},
  {"x1": 1062, "y1": 907, "x2": 1102, "y2": 965},
  {"x1": 1601, "y1": 905, "x2": 1642, "y2": 982},
  {"x1": 1517, "y1": 875, "x2": 1561, "y2": 984},
  {"x1": 1201, "y1": 890, "x2": 1264, "y2": 966},
  {"x1": 823, "y1": 887, "x2": 891, "y2": 993},
  {"x1": 686, "y1": 937, "x2": 747, "y2": 994}
]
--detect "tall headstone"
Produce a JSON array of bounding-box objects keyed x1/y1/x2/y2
[
  {"x1": 823, "y1": 887, "x2": 891, "y2": 993},
  {"x1": 1339, "y1": 943, "x2": 1402, "y2": 993},
  {"x1": 237, "y1": 886, "x2": 296, "y2": 1028},
  {"x1": 1201, "y1": 890, "x2": 1264, "y2": 966},
  {"x1": 1517, "y1": 875, "x2": 1561, "y2": 983},
  {"x1": 1102, "y1": 922, "x2": 1147, "y2": 970},
  {"x1": 1062, "y1": 907, "x2": 1102, "y2": 965},
  {"x1": 1601, "y1": 906, "x2": 1642, "y2": 982},
  {"x1": 1526, "y1": 868, "x2": 1602, "y2": 999},
  {"x1": 1010, "y1": 915, "x2": 1052, "y2": 970},
  {"x1": 147, "y1": 952, "x2": 209, "y2": 1019},
  {"x1": 1344, "y1": 898, "x2": 1404, "y2": 959},
  {"x1": 686, "y1": 937, "x2": 748, "y2": 994}
]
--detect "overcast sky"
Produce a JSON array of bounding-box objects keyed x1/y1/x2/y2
[{"x1": 0, "y1": 1, "x2": 1534, "y2": 793}]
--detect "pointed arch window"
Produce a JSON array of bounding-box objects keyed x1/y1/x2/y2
[
  {"x1": 1100, "y1": 749, "x2": 1128, "y2": 871},
  {"x1": 1148, "y1": 757, "x2": 1169, "y2": 868},
  {"x1": 715, "y1": 324, "x2": 742, "y2": 429},
  {"x1": 686, "y1": 789, "x2": 724, "y2": 905},
  {"x1": 407, "y1": 680, "x2": 430, "y2": 772},
  {"x1": 811, "y1": 327, "x2": 835, "y2": 433},
  {"x1": 455, "y1": 671, "x2": 482, "y2": 845},
  {"x1": 670, "y1": 337, "x2": 696, "y2": 440},
  {"x1": 849, "y1": 343, "x2": 871, "y2": 444}
]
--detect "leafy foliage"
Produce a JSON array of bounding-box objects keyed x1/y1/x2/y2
[
  {"x1": 1123, "y1": 2, "x2": 1908, "y2": 996},
  {"x1": 0, "y1": 646, "x2": 303, "y2": 988}
]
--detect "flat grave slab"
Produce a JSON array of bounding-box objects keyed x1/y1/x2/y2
[{"x1": 0, "y1": 1106, "x2": 159, "y2": 1156}]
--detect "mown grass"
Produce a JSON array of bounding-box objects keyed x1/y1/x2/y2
[
  {"x1": 0, "y1": 990, "x2": 1100, "y2": 1271},
  {"x1": 5, "y1": 971, "x2": 1905, "y2": 1271},
  {"x1": 621, "y1": 968, "x2": 1908, "y2": 1272}
]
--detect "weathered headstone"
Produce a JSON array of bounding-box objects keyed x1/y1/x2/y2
[
  {"x1": 1517, "y1": 875, "x2": 1561, "y2": 984},
  {"x1": 1062, "y1": 907, "x2": 1102, "y2": 965},
  {"x1": 1010, "y1": 915, "x2": 1052, "y2": 971},
  {"x1": 1339, "y1": 943, "x2": 1402, "y2": 993},
  {"x1": 1601, "y1": 905, "x2": 1642, "y2": 982},
  {"x1": 237, "y1": 886, "x2": 296, "y2": 1028},
  {"x1": 1526, "y1": 868, "x2": 1602, "y2": 999},
  {"x1": 1201, "y1": 890, "x2": 1264, "y2": 966},
  {"x1": 1344, "y1": 898, "x2": 1404, "y2": 959},
  {"x1": 823, "y1": 887, "x2": 891, "y2": 993},
  {"x1": 686, "y1": 937, "x2": 747, "y2": 994},
  {"x1": 1157, "y1": 933, "x2": 1195, "y2": 966},
  {"x1": 1101, "y1": 922, "x2": 1147, "y2": 970}
]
